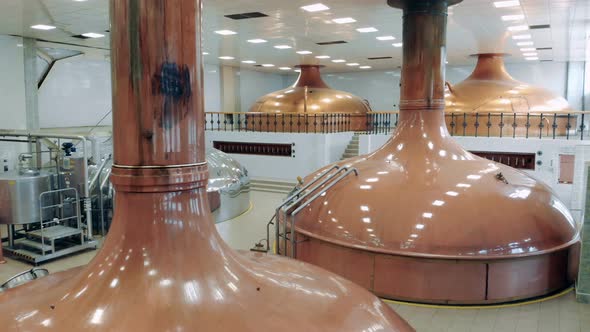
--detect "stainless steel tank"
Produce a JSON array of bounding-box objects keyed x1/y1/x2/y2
[
  {"x1": 206, "y1": 148, "x2": 251, "y2": 222},
  {"x1": 0, "y1": 170, "x2": 54, "y2": 225}
]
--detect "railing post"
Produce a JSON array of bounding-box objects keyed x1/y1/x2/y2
[
  {"x1": 450, "y1": 113, "x2": 455, "y2": 136},
  {"x1": 525, "y1": 113, "x2": 530, "y2": 138},
  {"x1": 512, "y1": 113, "x2": 516, "y2": 138},
  {"x1": 486, "y1": 113, "x2": 491, "y2": 137},
  {"x1": 551, "y1": 113, "x2": 557, "y2": 139},
  {"x1": 499, "y1": 113, "x2": 504, "y2": 138},
  {"x1": 539, "y1": 113, "x2": 544, "y2": 139},
  {"x1": 474, "y1": 113, "x2": 479, "y2": 137},
  {"x1": 580, "y1": 113, "x2": 585, "y2": 140}
]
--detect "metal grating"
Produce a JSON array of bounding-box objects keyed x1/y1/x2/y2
[{"x1": 470, "y1": 151, "x2": 536, "y2": 170}]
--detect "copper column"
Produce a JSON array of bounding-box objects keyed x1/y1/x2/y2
[{"x1": 0, "y1": 0, "x2": 412, "y2": 330}]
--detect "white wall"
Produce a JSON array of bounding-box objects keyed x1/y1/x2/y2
[
  {"x1": 205, "y1": 131, "x2": 353, "y2": 181},
  {"x1": 0, "y1": 35, "x2": 26, "y2": 129},
  {"x1": 204, "y1": 64, "x2": 221, "y2": 112},
  {"x1": 39, "y1": 55, "x2": 112, "y2": 128}
]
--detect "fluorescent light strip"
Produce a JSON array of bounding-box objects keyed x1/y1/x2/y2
[
  {"x1": 332, "y1": 59, "x2": 346, "y2": 63},
  {"x1": 242, "y1": 60, "x2": 256, "y2": 64},
  {"x1": 215, "y1": 30, "x2": 237, "y2": 35},
  {"x1": 218, "y1": 56, "x2": 234, "y2": 60},
  {"x1": 520, "y1": 47, "x2": 535, "y2": 52},
  {"x1": 346, "y1": 63, "x2": 360, "y2": 66},
  {"x1": 517, "y1": 41, "x2": 534, "y2": 46},
  {"x1": 360, "y1": 66, "x2": 372, "y2": 69},
  {"x1": 262, "y1": 64, "x2": 275, "y2": 67},
  {"x1": 301, "y1": 3, "x2": 329, "y2": 12},
  {"x1": 357, "y1": 27, "x2": 378, "y2": 33},
  {"x1": 296, "y1": 50, "x2": 313, "y2": 55},
  {"x1": 392, "y1": 42, "x2": 403, "y2": 47},
  {"x1": 274, "y1": 45, "x2": 292, "y2": 49},
  {"x1": 31, "y1": 24, "x2": 56, "y2": 30},
  {"x1": 522, "y1": 52, "x2": 538, "y2": 56},
  {"x1": 315, "y1": 55, "x2": 330, "y2": 59},
  {"x1": 279, "y1": 67, "x2": 291, "y2": 71},
  {"x1": 332, "y1": 17, "x2": 356, "y2": 24},
  {"x1": 525, "y1": 57, "x2": 539, "y2": 61},
  {"x1": 493, "y1": 0, "x2": 520, "y2": 8}
]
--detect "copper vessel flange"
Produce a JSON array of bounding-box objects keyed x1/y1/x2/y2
[{"x1": 111, "y1": 164, "x2": 209, "y2": 193}]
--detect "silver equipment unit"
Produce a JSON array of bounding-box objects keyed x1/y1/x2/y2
[
  {"x1": 0, "y1": 170, "x2": 54, "y2": 225},
  {"x1": 206, "y1": 148, "x2": 251, "y2": 223}
]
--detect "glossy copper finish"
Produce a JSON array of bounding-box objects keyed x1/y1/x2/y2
[
  {"x1": 290, "y1": 0, "x2": 580, "y2": 304},
  {"x1": 445, "y1": 53, "x2": 573, "y2": 136},
  {"x1": 0, "y1": 1, "x2": 412, "y2": 330},
  {"x1": 248, "y1": 65, "x2": 371, "y2": 131}
]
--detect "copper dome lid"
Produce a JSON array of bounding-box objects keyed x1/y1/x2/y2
[
  {"x1": 445, "y1": 53, "x2": 572, "y2": 114},
  {"x1": 0, "y1": 1, "x2": 412, "y2": 330},
  {"x1": 249, "y1": 65, "x2": 372, "y2": 115},
  {"x1": 288, "y1": 0, "x2": 580, "y2": 304}
]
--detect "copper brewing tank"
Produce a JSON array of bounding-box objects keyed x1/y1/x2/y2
[
  {"x1": 445, "y1": 53, "x2": 573, "y2": 136},
  {"x1": 248, "y1": 65, "x2": 372, "y2": 131},
  {"x1": 0, "y1": 1, "x2": 413, "y2": 330},
  {"x1": 286, "y1": 0, "x2": 580, "y2": 304}
]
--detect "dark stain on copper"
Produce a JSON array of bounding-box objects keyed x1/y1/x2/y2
[{"x1": 152, "y1": 62, "x2": 191, "y2": 128}]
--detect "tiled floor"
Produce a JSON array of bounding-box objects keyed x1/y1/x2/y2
[{"x1": 0, "y1": 190, "x2": 588, "y2": 332}]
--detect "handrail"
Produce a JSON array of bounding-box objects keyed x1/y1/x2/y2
[
  {"x1": 288, "y1": 167, "x2": 359, "y2": 258},
  {"x1": 272, "y1": 166, "x2": 340, "y2": 254}
]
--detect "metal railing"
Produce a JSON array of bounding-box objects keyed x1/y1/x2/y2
[
  {"x1": 364, "y1": 111, "x2": 589, "y2": 140},
  {"x1": 204, "y1": 111, "x2": 589, "y2": 140},
  {"x1": 205, "y1": 112, "x2": 359, "y2": 133}
]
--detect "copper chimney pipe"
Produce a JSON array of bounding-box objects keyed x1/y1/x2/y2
[
  {"x1": 0, "y1": 0, "x2": 412, "y2": 330},
  {"x1": 292, "y1": 65, "x2": 329, "y2": 88},
  {"x1": 290, "y1": 0, "x2": 579, "y2": 304}
]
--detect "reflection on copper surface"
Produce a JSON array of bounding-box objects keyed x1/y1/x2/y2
[
  {"x1": 445, "y1": 53, "x2": 573, "y2": 136},
  {"x1": 289, "y1": 0, "x2": 580, "y2": 304},
  {"x1": 0, "y1": 0, "x2": 412, "y2": 330},
  {"x1": 248, "y1": 65, "x2": 372, "y2": 131}
]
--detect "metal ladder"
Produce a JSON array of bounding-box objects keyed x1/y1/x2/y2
[{"x1": 268, "y1": 165, "x2": 358, "y2": 258}]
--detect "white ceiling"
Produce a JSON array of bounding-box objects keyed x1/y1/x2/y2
[{"x1": 0, "y1": 0, "x2": 588, "y2": 73}]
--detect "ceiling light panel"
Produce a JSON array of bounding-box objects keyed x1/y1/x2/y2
[
  {"x1": 247, "y1": 39, "x2": 267, "y2": 43},
  {"x1": 517, "y1": 41, "x2": 533, "y2": 46},
  {"x1": 218, "y1": 56, "x2": 235, "y2": 60},
  {"x1": 274, "y1": 45, "x2": 292, "y2": 49},
  {"x1": 501, "y1": 14, "x2": 524, "y2": 21},
  {"x1": 301, "y1": 3, "x2": 330, "y2": 12},
  {"x1": 346, "y1": 63, "x2": 360, "y2": 66},
  {"x1": 360, "y1": 66, "x2": 372, "y2": 69},
  {"x1": 357, "y1": 27, "x2": 378, "y2": 33},
  {"x1": 377, "y1": 36, "x2": 396, "y2": 41},
  {"x1": 296, "y1": 50, "x2": 313, "y2": 55},
  {"x1": 279, "y1": 67, "x2": 291, "y2": 70},
  {"x1": 31, "y1": 24, "x2": 56, "y2": 30},
  {"x1": 525, "y1": 57, "x2": 539, "y2": 61},
  {"x1": 82, "y1": 32, "x2": 104, "y2": 38},
  {"x1": 493, "y1": 1, "x2": 520, "y2": 8},
  {"x1": 508, "y1": 25, "x2": 528, "y2": 32},
  {"x1": 512, "y1": 34, "x2": 531, "y2": 40},
  {"x1": 315, "y1": 55, "x2": 330, "y2": 59},
  {"x1": 332, "y1": 17, "x2": 356, "y2": 24},
  {"x1": 262, "y1": 64, "x2": 275, "y2": 67},
  {"x1": 215, "y1": 30, "x2": 237, "y2": 35},
  {"x1": 242, "y1": 60, "x2": 256, "y2": 64},
  {"x1": 392, "y1": 43, "x2": 403, "y2": 47},
  {"x1": 332, "y1": 59, "x2": 346, "y2": 63}
]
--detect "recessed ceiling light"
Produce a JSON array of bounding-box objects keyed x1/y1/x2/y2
[
  {"x1": 346, "y1": 63, "x2": 360, "y2": 66},
  {"x1": 82, "y1": 32, "x2": 104, "y2": 38},
  {"x1": 520, "y1": 47, "x2": 536, "y2": 52},
  {"x1": 377, "y1": 36, "x2": 396, "y2": 41},
  {"x1": 517, "y1": 41, "x2": 534, "y2": 46},
  {"x1": 512, "y1": 34, "x2": 531, "y2": 40},
  {"x1": 279, "y1": 67, "x2": 291, "y2": 70},
  {"x1": 357, "y1": 27, "x2": 378, "y2": 33},
  {"x1": 522, "y1": 52, "x2": 538, "y2": 56},
  {"x1": 315, "y1": 55, "x2": 330, "y2": 59},
  {"x1": 202, "y1": 52, "x2": 209, "y2": 55},
  {"x1": 332, "y1": 17, "x2": 356, "y2": 24},
  {"x1": 525, "y1": 57, "x2": 539, "y2": 61},
  {"x1": 508, "y1": 25, "x2": 528, "y2": 32},
  {"x1": 215, "y1": 30, "x2": 237, "y2": 35},
  {"x1": 301, "y1": 3, "x2": 330, "y2": 12},
  {"x1": 493, "y1": 0, "x2": 520, "y2": 8},
  {"x1": 502, "y1": 14, "x2": 525, "y2": 21},
  {"x1": 262, "y1": 64, "x2": 275, "y2": 67},
  {"x1": 360, "y1": 66, "x2": 372, "y2": 69},
  {"x1": 332, "y1": 59, "x2": 346, "y2": 63},
  {"x1": 392, "y1": 42, "x2": 403, "y2": 47},
  {"x1": 218, "y1": 56, "x2": 235, "y2": 60},
  {"x1": 31, "y1": 24, "x2": 56, "y2": 30},
  {"x1": 274, "y1": 45, "x2": 292, "y2": 49},
  {"x1": 296, "y1": 50, "x2": 313, "y2": 55},
  {"x1": 294, "y1": 69, "x2": 301, "y2": 73},
  {"x1": 242, "y1": 60, "x2": 256, "y2": 64},
  {"x1": 248, "y1": 39, "x2": 267, "y2": 43}
]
